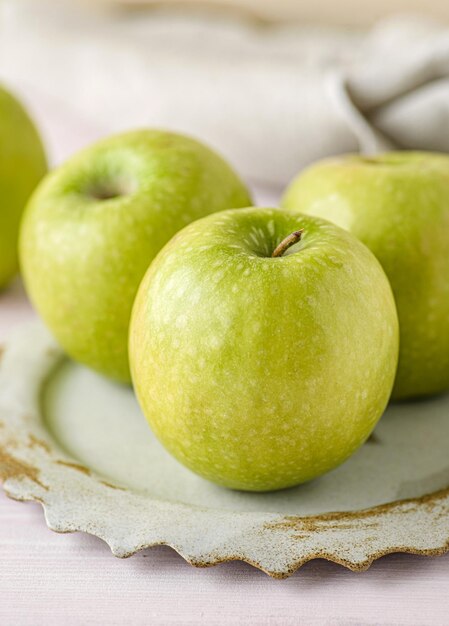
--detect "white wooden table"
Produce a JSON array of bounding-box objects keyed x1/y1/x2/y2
[{"x1": 0, "y1": 282, "x2": 448, "y2": 626}]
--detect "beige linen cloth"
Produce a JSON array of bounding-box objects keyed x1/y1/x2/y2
[{"x1": 1, "y1": 1, "x2": 448, "y2": 187}]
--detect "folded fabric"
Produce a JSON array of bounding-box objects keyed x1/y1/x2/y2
[{"x1": 1, "y1": 1, "x2": 448, "y2": 187}]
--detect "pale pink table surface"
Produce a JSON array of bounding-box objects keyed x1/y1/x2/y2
[{"x1": 1, "y1": 90, "x2": 449, "y2": 625}]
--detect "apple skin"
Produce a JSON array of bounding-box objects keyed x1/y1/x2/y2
[
  {"x1": 0, "y1": 86, "x2": 47, "y2": 289},
  {"x1": 20, "y1": 130, "x2": 251, "y2": 382},
  {"x1": 282, "y1": 152, "x2": 449, "y2": 400},
  {"x1": 129, "y1": 207, "x2": 398, "y2": 491}
]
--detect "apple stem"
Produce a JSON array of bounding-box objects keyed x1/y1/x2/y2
[{"x1": 271, "y1": 229, "x2": 304, "y2": 258}]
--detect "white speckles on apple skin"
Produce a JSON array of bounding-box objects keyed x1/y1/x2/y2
[
  {"x1": 283, "y1": 151, "x2": 449, "y2": 400},
  {"x1": 130, "y1": 207, "x2": 399, "y2": 492},
  {"x1": 20, "y1": 130, "x2": 252, "y2": 382}
]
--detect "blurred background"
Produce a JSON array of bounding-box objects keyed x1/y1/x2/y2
[{"x1": 1, "y1": 0, "x2": 449, "y2": 194}]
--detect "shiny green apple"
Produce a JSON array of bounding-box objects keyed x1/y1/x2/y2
[
  {"x1": 129, "y1": 207, "x2": 399, "y2": 491},
  {"x1": 20, "y1": 130, "x2": 251, "y2": 382},
  {"x1": 282, "y1": 152, "x2": 449, "y2": 400},
  {"x1": 0, "y1": 85, "x2": 47, "y2": 288}
]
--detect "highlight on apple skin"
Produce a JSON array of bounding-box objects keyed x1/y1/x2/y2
[
  {"x1": 0, "y1": 85, "x2": 47, "y2": 289},
  {"x1": 19, "y1": 129, "x2": 252, "y2": 383},
  {"x1": 282, "y1": 152, "x2": 449, "y2": 400},
  {"x1": 129, "y1": 207, "x2": 399, "y2": 492}
]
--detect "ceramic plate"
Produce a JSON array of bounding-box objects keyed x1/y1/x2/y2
[{"x1": 0, "y1": 323, "x2": 448, "y2": 578}]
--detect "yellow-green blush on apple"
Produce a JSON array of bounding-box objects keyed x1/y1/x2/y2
[
  {"x1": 0, "y1": 85, "x2": 47, "y2": 288},
  {"x1": 129, "y1": 207, "x2": 399, "y2": 492}
]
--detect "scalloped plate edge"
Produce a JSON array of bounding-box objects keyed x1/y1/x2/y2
[{"x1": 0, "y1": 322, "x2": 448, "y2": 578}]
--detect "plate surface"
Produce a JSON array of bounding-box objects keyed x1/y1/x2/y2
[{"x1": 0, "y1": 323, "x2": 448, "y2": 577}]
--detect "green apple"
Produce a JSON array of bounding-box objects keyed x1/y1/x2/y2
[
  {"x1": 20, "y1": 130, "x2": 251, "y2": 382},
  {"x1": 0, "y1": 85, "x2": 47, "y2": 288},
  {"x1": 282, "y1": 152, "x2": 449, "y2": 400},
  {"x1": 129, "y1": 207, "x2": 398, "y2": 491}
]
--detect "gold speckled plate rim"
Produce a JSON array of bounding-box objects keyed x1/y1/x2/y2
[{"x1": 0, "y1": 322, "x2": 448, "y2": 579}]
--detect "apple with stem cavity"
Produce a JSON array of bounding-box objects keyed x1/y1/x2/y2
[
  {"x1": 0, "y1": 85, "x2": 47, "y2": 289},
  {"x1": 20, "y1": 130, "x2": 251, "y2": 382},
  {"x1": 282, "y1": 152, "x2": 449, "y2": 400},
  {"x1": 129, "y1": 207, "x2": 399, "y2": 491}
]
